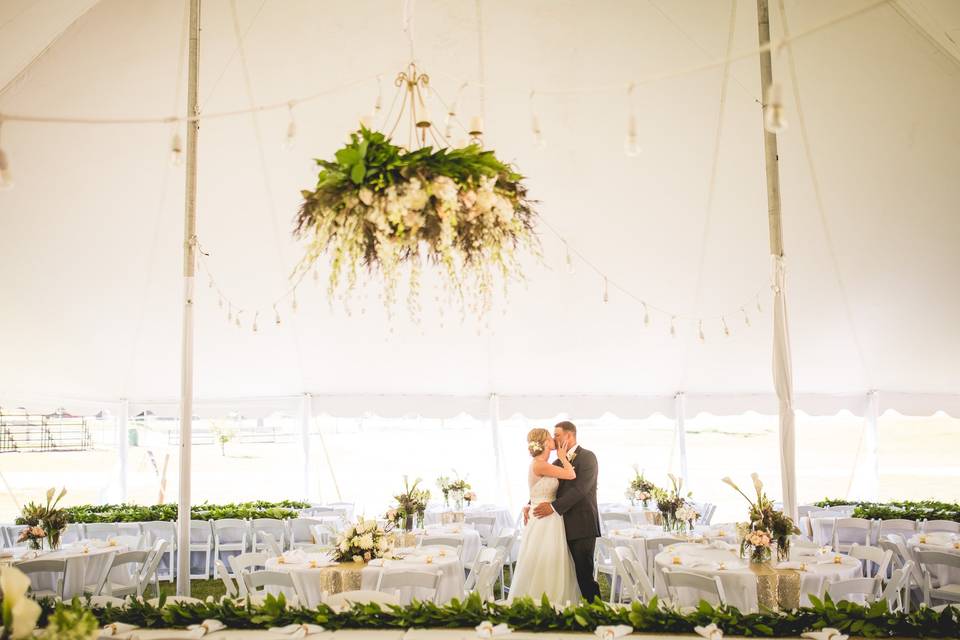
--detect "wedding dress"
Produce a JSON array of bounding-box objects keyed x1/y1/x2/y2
[{"x1": 507, "y1": 464, "x2": 581, "y2": 604}]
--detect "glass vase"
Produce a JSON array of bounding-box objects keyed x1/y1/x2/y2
[{"x1": 750, "y1": 545, "x2": 772, "y2": 564}]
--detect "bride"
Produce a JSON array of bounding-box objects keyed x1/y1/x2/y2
[{"x1": 507, "y1": 428, "x2": 581, "y2": 603}]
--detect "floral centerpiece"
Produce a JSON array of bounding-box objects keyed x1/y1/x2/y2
[
  {"x1": 294, "y1": 125, "x2": 538, "y2": 315},
  {"x1": 390, "y1": 476, "x2": 431, "y2": 531},
  {"x1": 625, "y1": 466, "x2": 658, "y2": 508},
  {"x1": 437, "y1": 473, "x2": 473, "y2": 510},
  {"x1": 16, "y1": 488, "x2": 68, "y2": 550},
  {"x1": 333, "y1": 518, "x2": 388, "y2": 564},
  {"x1": 655, "y1": 474, "x2": 699, "y2": 534},
  {"x1": 724, "y1": 473, "x2": 801, "y2": 563}
]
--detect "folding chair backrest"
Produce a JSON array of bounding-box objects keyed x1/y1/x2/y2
[
  {"x1": 622, "y1": 556, "x2": 656, "y2": 603},
  {"x1": 878, "y1": 519, "x2": 917, "y2": 538},
  {"x1": 215, "y1": 559, "x2": 238, "y2": 598},
  {"x1": 923, "y1": 520, "x2": 960, "y2": 534},
  {"x1": 289, "y1": 518, "x2": 322, "y2": 544},
  {"x1": 85, "y1": 523, "x2": 120, "y2": 540},
  {"x1": 243, "y1": 570, "x2": 295, "y2": 593},
  {"x1": 214, "y1": 519, "x2": 248, "y2": 542},
  {"x1": 258, "y1": 532, "x2": 283, "y2": 557},
  {"x1": 229, "y1": 551, "x2": 268, "y2": 576},
  {"x1": 826, "y1": 577, "x2": 880, "y2": 603},
  {"x1": 420, "y1": 535, "x2": 462, "y2": 551},
  {"x1": 849, "y1": 544, "x2": 892, "y2": 578},
  {"x1": 464, "y1": 515, "x2": 497, "y2": 540},
  {"x1": 881, "y1": 562, "x2": 912, "y2": 612},
  {"x1": 661, "y1": 569, "x2": 726, "y2": 606},
  {"x1": 834, "y1": 518, "x2": 872, "y2": 547},
  {"x1": 600, "y1": 512, "x2": 633, "y2": 532},
  {"x1": 376, "y1": 569, "x2": 442, "y2": 603}
]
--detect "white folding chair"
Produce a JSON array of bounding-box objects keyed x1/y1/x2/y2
[
  {"x1": 215, "y1": 559, "x2": 238, "y2": 599},
  {"x1": 375, "y1": 569, "x2": 443, "y2": 604},
  {"x1": 881, "y1": 562, "x2": 913, "y2": 613},
  {"x1": 17, "y1": 558, "x2": 68, "y2": 599},
  {"x1": 614, "y1": 545, "x2": 655, "y2": 603},
  {"x1": 189, "y1": 520, "x2": 213, "y2": 579},
  {"x1": 489, "y1": 529, "x2": 518, "y2": 597},
  {"x1": 117, "y1": 523, "x2": 143, "y2": 537},
  {"x1": 916, "y1": 549, "x2": 960, "y2": 606},
  {"x1": 258, "y1": 532, "x2": 284, "y2": 557},
  {"x1": 464, "y1": 547, "x2": 500, "y2": 593},
  {"x1": 213, "y1": 518, "x2": 249, "y2": 565},
  {"x1": 228, "y1": 551, "x2": 268, "y2": 595},
  {"x1": 827, "y1": 577, "x2": 881, "y2": 605},
  {"x1": 138, "y1": 539, "x2": 168, "y2": 597},
  {"x1": 642, "y1": 537, "x2": 678, "y2": 584},
  {"x1": 99, "y1": 550, "x2": 151, "y2": 597},
  {"x1": 464, "y1": 515, "x2": 497, "y2": 543},
  {"x1": 593, "y1": 537, "x2": 618, "y2": 602},
  {"x1": 242, "y1": 570, "x2": 301, "y2": 605},
  {"x1": 621, "y1": 554, "x2": 656, "y2": 604},
  {"x1": 325, "y1": 590, "x2": 399, "y2": 610},
  {"x1": 473, "y1": 554, "x2": 505, "y2": 602},
  {"x1": 140, "y1": 521, "x2": 176, "y2": 581},
  {"x1": 878, "y1": 519, "x2": 917, "y2": 542},
  {"x1": 808, "y1": 513, "x2": 838, "y2": 545},
  {"x1": 849, "y1": 543, "x2": 893, "y2": 579},
  {"x1": 833, "y1": 518, "x2": 872, "y2": 553},
  {"x1": 922, "y1": 520, "x2": 960, "y2": 534},
  {"x1": 600, "y1": 512, "x2": 633, "y2": 535},
  {"x1": 252, "y1": 518, "x2": 286, "y2": 552},
  {"x1": 288, "y1": 518, "x2": 323, "y2": 549},
  {"x1": 85, "y1": 523, "x2": 121, "y2": 541},
  {"x1": 419, "y1": 536, "x2": 463, "y2": 557},
  {"x1": 60, "y1": 523, "x2": 85, "y2": 545},
  {"x1": 660, "y1": 568, "x2": 726, "y2": 608},
  {"x1": 112, "y1": 535, "x2": 144, "y2": 550}
]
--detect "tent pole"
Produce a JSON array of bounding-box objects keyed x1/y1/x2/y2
[
  {"x1": 118, "y1": 399, "x2": 129, "y2": 502},
  {"x1": 673, "y1": 393, "x2": 689, "y2": 490},
  {"x1": 301, "y1": 393, "x2": 313, "y2": 501},
  {"x1": 757, "y1": 0, "x2": 797, "y2": 521},
  {"x1": 176, "y1": 0, "x2": 201, "y2": 598},
  {"x1": 864, "y1": 390, "x2": 880, "y2": 499},
  {"x1": 488, "y1": 393, "x2": 508, "y2": 506}
]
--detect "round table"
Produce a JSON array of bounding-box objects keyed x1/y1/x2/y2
[
  {"x1": 417, "y1": 524, "x2": 482, "y2": 565},
  {"x1": 14, "y1": 540, "x2": 133, "y2": 599},
  {"x1": 654, "y1": 542, "x2": 861, "y2": 612},
  {"x1": 424, "y1": 505, "x2": 513, "y2": 534},
  {"x1": 363, "y1": 548, "x2": 464, "y2": 604},
  {"x1": 907, "y1": 532, "x2": 960, "y2": 586}
]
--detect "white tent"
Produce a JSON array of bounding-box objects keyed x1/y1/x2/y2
[{"x1": 1, "y1": 0, "x2": 959, "y2": 419}]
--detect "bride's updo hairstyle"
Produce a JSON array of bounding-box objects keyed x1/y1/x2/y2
[{"x1": 526, "y1": 428, "x2": 550, "y2": 457}]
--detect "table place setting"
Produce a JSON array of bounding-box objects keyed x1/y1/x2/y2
[{"x1": 910, "y1": 531, "x2": 960, "y2": 549}]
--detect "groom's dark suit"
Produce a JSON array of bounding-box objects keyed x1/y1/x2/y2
[{"x1": 553, "y1": 446, "x2": 601, "y2": 601}]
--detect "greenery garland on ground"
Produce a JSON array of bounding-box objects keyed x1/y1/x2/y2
[
  {"x1": 14, "y1": 501, "x2": 311, "y2": 525},
  {"x1": 15, "y1": 593, "x2": 959, "y2": 639},
  {"x1": 815, "y1": 499, "x2": 960, "y2": 523}
]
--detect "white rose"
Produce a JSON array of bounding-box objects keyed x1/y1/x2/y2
[
  {"x1": 475, "y1": 189, "x2": 496, "y2": 212},
  {"x1": 358, "y1": 533, "x2": 374, "y2": 550},
  {"x1": 359, "y1": 188, "x2": 374, "y2": 206},
  {"x1": 431, "y1": 176, "x2": 459, "y2": 205}
]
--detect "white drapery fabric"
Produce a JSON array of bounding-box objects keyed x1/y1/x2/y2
[{"x1": 772, "y1": 256, "x2": 797, "y2": 521}]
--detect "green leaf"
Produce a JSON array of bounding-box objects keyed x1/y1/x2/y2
[{"x1": 350, "y1": 162, "x2": 366, "y2": 184}]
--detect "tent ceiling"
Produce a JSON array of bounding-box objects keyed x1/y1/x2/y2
[{"x1": 0, "y1": 0, "x2": 958, "y2": 416}]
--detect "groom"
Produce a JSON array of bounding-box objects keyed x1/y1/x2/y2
[{"x1": 531, "y1": 420, "x2": 601, "y2": 601}]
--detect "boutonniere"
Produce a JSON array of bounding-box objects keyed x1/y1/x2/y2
[{"x1": 567, "y1": 450, "x2": 577, "y2": 462}]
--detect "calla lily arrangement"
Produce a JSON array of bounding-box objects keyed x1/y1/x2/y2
[
  {"x1": 655, "y1": 474, "x2": 699, "y2": 533},
  {"x1": 626, "y1": 466, "x2": 658, "y2": 507},
  {"x1": 17, "y1": 487, "x2": 68, "y2": 550},
  {"x1": 723, "y1": 473, "x2": 800, "y2": 563}
]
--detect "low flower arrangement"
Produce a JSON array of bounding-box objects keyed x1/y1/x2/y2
[
  {"x1": 294, "y1": 127, "x2": 538, "y2": 315},
  {"x1": 18, "y1": 488, "x2": 68, "y2": 551},
  {"x1": 654, "y1": 474, "x2": 698, "y2": 533},
  {"x1": 333, "y1": 518, "x2": 388, "y2": 564},
  {"x1": 724, "y1": 473, "x2": 800, "y2": 563},
  {"x1": 625, "y1": 467, "x2": 658, "y2": 508},
  {"x1": 389, "y1": 476, "x2": 431, "y2": 530},
  {"x1": 437, "y1": 473, "x2": 473, "y2": 510}
]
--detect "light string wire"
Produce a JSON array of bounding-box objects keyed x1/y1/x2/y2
[
  {"x1": 776, "y1": 0, "x2": 872, "y2": 386},
  {"x1": 0, "y1": 0, "x2": 891, "y2": 126}
]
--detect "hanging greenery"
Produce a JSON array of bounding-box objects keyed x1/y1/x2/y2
[{"x1": 294, "y1": 127, "x2": 538, "y2": 316}]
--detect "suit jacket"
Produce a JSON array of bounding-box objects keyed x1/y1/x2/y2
[{"x1": 552, "y1": 446, "x2": 601, "y2": 541}]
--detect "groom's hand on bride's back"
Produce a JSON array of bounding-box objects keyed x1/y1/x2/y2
[
  {"x1": 523, "y1": 505, "x2": 530, "y2": 525},
  {"x1": 532, "y1": 502, "x2": 554, "y2": 518}
]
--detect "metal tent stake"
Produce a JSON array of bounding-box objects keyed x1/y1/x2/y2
[{"x1": 177, "y1": 0, "x2": 201, "y2": 597}]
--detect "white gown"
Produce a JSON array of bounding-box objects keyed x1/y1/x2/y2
[{"x1": 507, "y1": 464, "x2": 581, "y2": 604}]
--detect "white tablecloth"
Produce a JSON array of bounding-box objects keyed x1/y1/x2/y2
[
  {"x1": 600, "y1": 504, "x2": 661, "y2": 526},
  {"x1": 908, "y1": 532, "x2": 960, "y2": 586},
  {"x1": 424, "y1": 506, "x2": 513, "y2": 535},
  {"x1": 654, "y1": 543, "x2": 861, "y2": 612},
  {"x1": 609, "y1": 525, "x2": 737, "y2": 571},
  {"x1": 417, "y1": 524, "x2": 482, "y2": 565},
  {"x1": 14, "y1": 541, "x2": 133, "y2": 598}
]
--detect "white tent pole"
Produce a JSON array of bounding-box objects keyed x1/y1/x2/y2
[
  {"x1": 300, "y1": 393, "x2": 312, "y2": 502},
  {"x1": 488, "y1": 393, "x2": 508, "y2": 506},
  {"x1": 673, "y1": 393, "x2": 689, "y2": 490},
  {"x1": 176, "y1": 0, "x2": 201, "y2": 598},
  {"x1": 757, "y1": 0, "x2": 797, "y2": 521},
  {"x1": 864, "y1": 390, "x2": 880, "y2": 499},
  {"x1": 118, "y1": 399, "x2": 129, "y2": 502}
]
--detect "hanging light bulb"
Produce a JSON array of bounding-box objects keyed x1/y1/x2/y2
[
  {"x1": 642, "y1": 302, "x2": 650, "y2": 326},
  {"x1": 741, "y1": 306, "x2": 751, "y2": 326},
  {"x1": 227, "y1": 303, "x2": 233, "y2": 323},
  {"x1": 670, "y1": 316, "x2": 677, "y2": 338},
  {"x1": 444, "y1": 100, "x2": 458, "y2": 139},
  {"x1": 602, "y1": 277, "x2": 609, "y2": 303},
  {"x1": 624, "y1": 113, "x2": 641, "y2": 157},
  {"x1": 252, "y1": 311, "x2": 259, "y2": 333},
  {"x1": 218, "y1": 297, "x2": 224, "y2": 309},
  {"x1": 170, "y1": 132, "x2": 184, "y2": 167},
  {"x1": 764, "y1": 82, "x2": 788, "y2": 133},
  {"x1": 373, "y1": 76, "x2": 383, "y2": 118},
  {"x1": 722, "y1": 316, "x2": 731, "y2": 337},
  {"x1": 698, "y1": 320, "x2": 705, "y2": 342},
  {"x1": 468, "y1": 116, "x2": 484, "y2": 145},
  {"x1": 415, "y1": 102, "x2": 432, "y2": 130},
  {"x1": 235, "y1": 313, "x2": 241, "y2": 328},
  {"x1": 756, "y1": 293, "x2": 763, "y2": 313},
  {"x1": 274, "y1": 304, "x2": 281, "y2": 326},
  {"x1": 564, "y1": 241, "x2": 574, "y2": 274},
  {"x1": 282, "y1": 104, "x2": 297, "y2": 150}
]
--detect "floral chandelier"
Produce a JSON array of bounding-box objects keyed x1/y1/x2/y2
[{"x1": 293, "y1": 63, "x2": 538, "y2": 318}]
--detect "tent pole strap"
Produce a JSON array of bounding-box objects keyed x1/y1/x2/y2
[
  {"x1": 177, "y1": 0, "x2": 201, "y2": 598},
  {"x1": 757, "y1": 0, "x2": 797, "y2": 521}
]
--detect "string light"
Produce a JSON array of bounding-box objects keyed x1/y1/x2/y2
[
  {"x1": 624, "y1": 84, "x2": 641, "y2": 157},
  {"x1": 274, "y1": 304, "x2": 281, "y2": 326},
  {"x1": 756, "y1": 293, "x2": 763, "y2": 313},
  {"x1": 252, "y1": 311, "x2": 259, "y2": 333},
  {"x1": 564, "y1": 241, "x2": 574, "y2": 274},
  {"x1": 741, "y1": 306, "x2": 751, "y2": 326},
  {"x1": 698, "y1": 320, "x2": 705, "y2": 342},
  {"x1": 373, "y1": 75, "x2": 383, "y2": 120},
  {"x1": 227, "y1": 303, "x2": 233, "y2": 323},
  {"x1": 722, "y1": 316, "x2": 731, "y2": 337},
  {"x1": 468, "y1": 116, "x2": 484, "y2": 145},
  {"x1": 642, "y1": 302, "x2": 650, "y2": 326},
  {"x1": 602, "y1": 276, "x2": 609, "y2": 303},
  {"x1": 764, "y1": 82, "x2": 787, "y2": 133},
  {"x1": 235, "y1": 310, "x2": 242, "y2": 328},
  {"x1": 218, "y1": 296, "x2": 224, "y2": 309},
  {"x1": 291, "y1": 291, "x2": 298, "y2": 312},
  {"x1": 170, "y1": 132, "x2": 184, "y2": 167},
  {"x1": 0, "y1": 121, "x2": 12, "y2": 190},
  {"x1": 670, "y1": 316, "x2": 677, "y2": 338},
  {"x1": 282, "y1": 103, "x2": 297, "y2": 150}
]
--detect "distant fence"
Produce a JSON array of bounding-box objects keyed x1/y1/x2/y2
[
  {"x1": 0, "y1": 411, "x2": 92, "y2": 452},
  {"x1": 166, "y1": 426, "x2": 296, "y2": 446}
]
